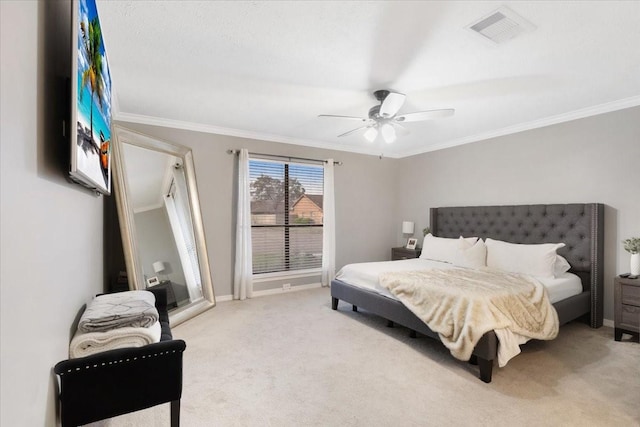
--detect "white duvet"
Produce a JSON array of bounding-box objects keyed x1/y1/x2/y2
[
  {"x1": 335, "y1": 258, "x2": 582, "y2": 304},
  {"x1": 335, "y1": 258, "x2": 583, "y2": 366}
]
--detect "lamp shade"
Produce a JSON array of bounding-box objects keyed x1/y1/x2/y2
[
  {"x1": 402, "y1": 221, "x2": 414, "y2": 234},
  {"x1": 152, "y1": 261, "x2": 166, "y2": 274}
]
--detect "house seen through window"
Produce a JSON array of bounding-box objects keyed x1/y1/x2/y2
[{"x1": 249, "y1": 159, "x2": 324, "y2": 274}]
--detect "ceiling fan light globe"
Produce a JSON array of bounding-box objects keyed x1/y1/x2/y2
[
  {"x1": 381, "y1": 123, "x2": 396, "y2": 144},
  {"x1": 320, "y1": 92, "x2": 451, "y2": 144},
  {"x1": 363, "y1": 127, "x2": 378, "y2": 143}
]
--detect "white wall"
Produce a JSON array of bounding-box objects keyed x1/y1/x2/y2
[
  {"x1": 116, "y1": 122, "x2": 400, "y2": 298},
  {"x1": 396, "y1": 106, "x2": 640, "y2": 322},
  {"x1": 1, "y1": 2, "x2": 105, "y2": 426}
]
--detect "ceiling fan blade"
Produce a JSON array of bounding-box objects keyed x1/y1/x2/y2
[
  {"x1": 337, "y1": 126, "x2": 370, "y2": 138},
  {"x1": 379, "y1": 92, "x2": 406, "y2": 118},
  {"x1": 318, "y1": 114, "x2": 367, "y2": 122},
  {"x1": 394, "y1": 108, "x2": 455, "y2": 122}
]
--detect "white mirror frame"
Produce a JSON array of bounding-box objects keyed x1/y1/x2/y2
[{"x1": 112, "y1": 124, "x2": 215, "y2": 326}]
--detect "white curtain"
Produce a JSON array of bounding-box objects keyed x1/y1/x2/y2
[
  {"x1": 164, "y1": 188, "x2": 201, "y2": 302},
  {"x1": 321, "y1": 159, "x2": 336, "y2": 287},
  {"x1": 169, "y1": 168, "x2": 202, "y2": 298},
  {"x1": 234, "y1": 148, "x2": 253, "y2": 300}
]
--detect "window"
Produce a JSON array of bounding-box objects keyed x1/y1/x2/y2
[{"x1": 249, "y1": 158, "x2": 324, "y2": 274}]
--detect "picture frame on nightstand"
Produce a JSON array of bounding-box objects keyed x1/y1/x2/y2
[
  {"x1": 406, "y1": 238, "x2": 418, "y2": 249},
  {"x1": 146, "y1": 276, "x2": 160, "y2": 287}
]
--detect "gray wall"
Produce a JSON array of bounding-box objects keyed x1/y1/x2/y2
[
  {"x1": 1, "y1": 2, "x2": 105, "y2": 425},
  {"x1": 118, "y1": 122, "x2": 399, "y2": 298},
  {"x1": 396, "y1": 106, "x2": 640, "y2": 321},
  {"x1": 121, "y1": 107, "x2": 639, "y2": 320},
  {"x1": 135, "y1": 208, "x2": 187, "y2": 286},
  {"x1": 135, "y1": 208, "x2": 189, "y2": 302}
]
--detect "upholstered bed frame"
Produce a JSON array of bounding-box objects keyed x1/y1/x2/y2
[{"x1": 331, "y1": 204, "x2": 604, "y2": 382}]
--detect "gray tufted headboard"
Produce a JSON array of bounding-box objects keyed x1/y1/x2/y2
[{"x1": 430, "y1": 204, "x2": 604, "y2": 327}]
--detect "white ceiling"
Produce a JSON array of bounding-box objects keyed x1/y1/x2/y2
[
  {"x1": 122, "y1": 143, "x2": 175, "y2": 212},
  {"x1": 98, "y1": 1, "x2": 640, "y2": 158}
]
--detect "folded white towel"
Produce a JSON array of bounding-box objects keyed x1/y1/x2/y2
[
  {"x1": 78, "y1": 290, "x2": 159, "y2": 332},
  {"x1": 69, "y1": 321, "x2": 162, "y2": 359}
]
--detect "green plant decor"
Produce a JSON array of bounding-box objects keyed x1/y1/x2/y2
[{"x1": 622, "y1": 237, "x2": 640, "y2": 254}]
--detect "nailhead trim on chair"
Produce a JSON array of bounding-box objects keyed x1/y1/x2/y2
[{"x1": 60, "y1": 349, "x2": 184, "y2": 375}]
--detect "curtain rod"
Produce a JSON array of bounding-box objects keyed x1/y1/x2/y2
[{"x1": 226, "y1": 149, "x2": 342, "y2": 166}]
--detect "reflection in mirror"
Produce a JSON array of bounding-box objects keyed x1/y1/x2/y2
[{"x1": 113, "y1": 125, "x2": 215, "y2": 326}]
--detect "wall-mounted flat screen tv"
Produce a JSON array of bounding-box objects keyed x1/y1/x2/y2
[{"x1": 70, "y1": 0, "x2": 112, "y2": 195}]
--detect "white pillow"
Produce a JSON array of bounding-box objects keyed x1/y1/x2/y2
[
  {"x1": 554, "y1": 255, "x2": 571, "y2": 277},
  {"x1": 454, "y1": 239, "x2": 487, "y2": 269},
  {"x1": 420, "y1": 234, "x2": 478, "y2": 264},
  {"x1": 485, "y1": 238, "x2": 566, "y2": 278}
]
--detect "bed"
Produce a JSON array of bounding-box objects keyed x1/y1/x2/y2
[{"x1": 330, "y1": 204, "x2": 604, "y2": 383}]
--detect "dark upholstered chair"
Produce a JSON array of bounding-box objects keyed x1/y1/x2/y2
[{"x1": 54, "y1": 288, "x2": 186, "y2": 426}]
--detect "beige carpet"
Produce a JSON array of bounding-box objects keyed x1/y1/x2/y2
[{"x1": 88, "y1": 287, "x2": 640, "y2": 426}]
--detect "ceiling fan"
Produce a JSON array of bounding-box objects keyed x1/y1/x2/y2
[{"x1": 319, "y1": 90, "x2": 454, "y2": 144}]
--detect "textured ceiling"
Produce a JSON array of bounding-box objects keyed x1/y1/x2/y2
[{"x1": 97, "y1": 1, "x2": 640, "y2": 158}]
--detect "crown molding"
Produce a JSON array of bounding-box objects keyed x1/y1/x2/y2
[
  {"x1": 112, "y1": 112, "x2": 402, "y2": 158},
  {"x1": 133, "y1": 202, "x2": 164, "y2": 214},
  {"x1": 398, "y1": 96, "x2": 640, "y2": 158},
  {"x1": 113, "y1": 95, "x2": 640, "y2": 160}
]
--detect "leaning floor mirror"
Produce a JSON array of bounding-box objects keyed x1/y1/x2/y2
[{"x1": 112, "y1": 125, "x2": 215, "y2": 326}]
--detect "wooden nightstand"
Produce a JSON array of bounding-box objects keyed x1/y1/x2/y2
[
  {"x1": 392, "y1": 247, "x2": 421, "y2": 260},
  {"x1": 614, "y1": 276, "x2": 640, "y2": 342}
]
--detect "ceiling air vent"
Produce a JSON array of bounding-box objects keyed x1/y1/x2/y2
[{"x1": 466, "y1": 6, "x2": 536, "y2": 44}]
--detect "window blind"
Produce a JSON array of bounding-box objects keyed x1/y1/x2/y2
[{"x1": 249, "y1": 159, "x2": 324, "y2": 274}]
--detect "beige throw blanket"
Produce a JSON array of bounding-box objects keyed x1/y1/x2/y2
[
  {"x1": 379, "y1": 268, "x2": 559, "y2": 367},
  {"x1": 69, "y1": 321, "x2": 162, "y2": 359}
]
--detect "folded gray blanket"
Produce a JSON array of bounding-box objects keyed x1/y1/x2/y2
[{"x1": 78, "y1": 290, "x2": 159, "y2": 332}]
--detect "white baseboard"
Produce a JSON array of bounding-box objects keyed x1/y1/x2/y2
[
  {"x1": 253, "y1": 282, "x2": 322, "y2": 297},
  {"x1": 216, "y1": 282, "x2": 323, "y2": 303},
  {"x1": 603, "y1": 319, "x2": 614, "y2": 328}
]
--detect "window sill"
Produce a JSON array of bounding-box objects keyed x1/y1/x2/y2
[{"x1": 252, "y1": 268, "x2": 322, "y2": 283}]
